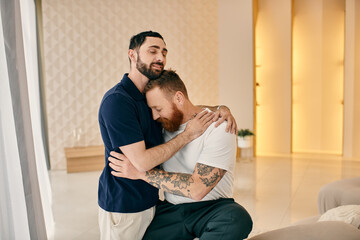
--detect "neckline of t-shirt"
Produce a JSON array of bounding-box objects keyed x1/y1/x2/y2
[{"x1": 173, "y1": 108, "x2": 211, "y2": 132}]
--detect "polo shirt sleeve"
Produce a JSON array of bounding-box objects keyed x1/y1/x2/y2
[
  {"x1": 196, "y1": 122, "x2": 236, "y2": 171},
  {"x1": 100, "y1": 93, "x2": 144, "y2": 149}
]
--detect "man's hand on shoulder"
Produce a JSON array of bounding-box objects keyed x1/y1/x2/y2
[
  {"x1": 213, "y1": 105, "x2": 237, "y2": 134},
  {"x1": 182, "y1": 110, "x2": 215, "y2": 141}
]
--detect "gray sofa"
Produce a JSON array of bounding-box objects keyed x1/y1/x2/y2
[
  {"x1": 248, "y1": 221, "x2": 360, "y2": 240},
  {"x1": 248, "y1": 177, "x2": 360, "y2": 240},
  {"x1": 318, "y1": 177, "x2": 360, "y2": 214}
]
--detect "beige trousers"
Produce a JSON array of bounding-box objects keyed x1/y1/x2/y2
[{"x1": 98, "y1": 206, "x2": 155, "y2": 240}]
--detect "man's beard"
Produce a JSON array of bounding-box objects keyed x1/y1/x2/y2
[
  {"x1": 157, "y1": 104, "x2": 184, "y2": 132},
  {"x1": 136, "y1": 55, "x2": 163, "y2": 80}
]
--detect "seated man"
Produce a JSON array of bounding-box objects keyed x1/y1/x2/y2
[{"x1": 109, "y1": 70, "x2": 253, "y2": 240}]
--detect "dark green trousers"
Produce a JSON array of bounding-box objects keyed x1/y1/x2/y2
[{"x1": 143, "y1": 198, "x2": 253, "y2": 240}]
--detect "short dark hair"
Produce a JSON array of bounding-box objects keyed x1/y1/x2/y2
[
  {"x1": 145, "y1": 70, "x2": 189, "y2": 99},
  {"x1": 129, "y1": 31, "x2": 165, "y2": 50}
]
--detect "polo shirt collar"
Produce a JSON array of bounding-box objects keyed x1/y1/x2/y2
[{"x1": 122, "y1": 74, "x2": 145, "y2": 101}]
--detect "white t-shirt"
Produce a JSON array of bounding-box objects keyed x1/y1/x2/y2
[{"x1": 162, "y1": 117, "x2": 236, "y2": 205}]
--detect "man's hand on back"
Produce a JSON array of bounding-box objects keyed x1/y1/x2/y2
[{"x1": 108, "y1": 152, "x2": 144, "y2": 179}]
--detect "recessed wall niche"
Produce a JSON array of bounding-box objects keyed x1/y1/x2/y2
[{"x1": 254, "y1": 0, "x2": 345, "y2": 156}]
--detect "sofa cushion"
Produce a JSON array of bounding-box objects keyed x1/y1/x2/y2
[{"x1": 318, "y1": 205, "x2": 360, "y2": 229}]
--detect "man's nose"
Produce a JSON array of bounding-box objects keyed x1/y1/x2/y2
[
  {"x1": 152, "y1": 110, "x2": 160, "y2": 120},
  {"x1": 156, "y1": 53, "x2": 165, "y2": 63}
]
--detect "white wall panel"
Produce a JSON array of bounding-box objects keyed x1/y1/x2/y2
[
  {"x1": 255, "y1": 0, "x2": 292, "y2": 155},
  {"x1": 218, "y1": 0, "x2": 254, "y2": 133},
  {"x1": 354, "y1": 0, "x2": 360, "y2": 158},
  {"x1": 343, "y1": 0, "x2": 355, "y2": 158},
  {"x1": 292, "y1": 0, "x2": 345, "y2": 154}
]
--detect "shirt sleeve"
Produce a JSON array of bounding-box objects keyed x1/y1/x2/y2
[
  {"x1": 100, "y1": 93, "x2": 144, "y2": 149},
  {"x1": 196, "y1": 122, "x2": 237, "y2": 171}
]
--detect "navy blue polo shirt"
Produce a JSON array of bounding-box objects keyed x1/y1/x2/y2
[{"x1": 98, "y1": 74, "x2": 163, "y2": 213}]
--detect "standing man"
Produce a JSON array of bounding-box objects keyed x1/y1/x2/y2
[
  {"x1": 109, "y1": 70, "x2": 253, "y2": 240},
  {"x1": 98, "y1": 31, "x2": 236, "y2": 239}
]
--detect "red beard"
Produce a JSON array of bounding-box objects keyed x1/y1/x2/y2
[{"x1": 157, "y1": 103, "x2": 184, "y2": 132}]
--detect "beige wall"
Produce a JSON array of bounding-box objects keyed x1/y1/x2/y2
[
  {"x1": 292, "y1": 0, "x2": 345, "y2": 154},
  {"x1": 354, "y1": 0, "x2": 360, "y2": 158},
  {"x1": 344, "y1": 0, "x2": 360, "y2": 159},
  {"x1": 42, "y1": 0, "x2": 219, "y2": 169},
  {"x1": 255, "y1": 0, "x2": 292, "y2": 156},
  {"x1": 255, "y1": 0, "x2": 291, "y2": 155},
  {"x1": 218, "y1": 0, "x2": 254, "y2": 132},
  {"x1": 344, "y1": 0, "x2": 355, "y2": 157},
  {"x1": 253, "y1": 0, "x2": 352, "y2": 157}
]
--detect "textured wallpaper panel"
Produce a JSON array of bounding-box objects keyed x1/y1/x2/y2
[{"x1": 42, "y1": 0, "x2": 219, "y2": 169}]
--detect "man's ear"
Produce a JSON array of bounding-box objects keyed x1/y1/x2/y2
[
  {"x1": 173, "y1": 91, "x2": 185, "y2": 106},
  {"x1": 128, "y1": 49, "x2": 137, "y2": 63}
]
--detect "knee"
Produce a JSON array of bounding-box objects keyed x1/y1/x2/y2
[{"x1": 229, "y1": 206, "x2": 253, "y2": 239}]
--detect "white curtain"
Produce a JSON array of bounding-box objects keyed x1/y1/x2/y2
[
  {"x1": 19, "y1": 0, "x2": 54, "y2": 237},
  {"x1": 0, "y1": 0, "x2": 53, "y2": 238},
  {"x1": 0, "y1": 9, "x2": 31, "y2": 239}
]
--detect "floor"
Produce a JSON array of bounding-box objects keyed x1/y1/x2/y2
[{"x1": 48, "y1": 154, "x2": 360, "y2": 239}]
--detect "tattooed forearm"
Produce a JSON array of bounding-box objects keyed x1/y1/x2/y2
[
  {"x1": 161, "y1": 184, "x2": 192, "y2": 198},
  {"x1": 146, "y1": 169, "x2": 174, "y2": 183},
  {"x1": 172, "y1": 174, "x2": 194, "y2": 189},
  {"x1": 143, "y1": 164, "x2": 226, "y2": 200},
  {"x1": 145, "y1": 169, "x2": 194, "y2": 197}
]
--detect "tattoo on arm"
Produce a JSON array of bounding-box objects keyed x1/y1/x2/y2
[
  {"x1": 145, "y1": 169, "x2": 194, "y2": 197},
  {"x1": 172, "y1": 174, "x2": 194, "y2": 189},
  {"x1": 144, "y1": 163, "x2": 226, "y2": 199},
  {"x1": 196, "y1": 163, "x2": 226, "y2": 188},
  {"x1": 161, "y1": 184, "x2": 192, "y2": 198},
  {"x1": 197, "y1": 164, "x2": 215, "y2": 176}
]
